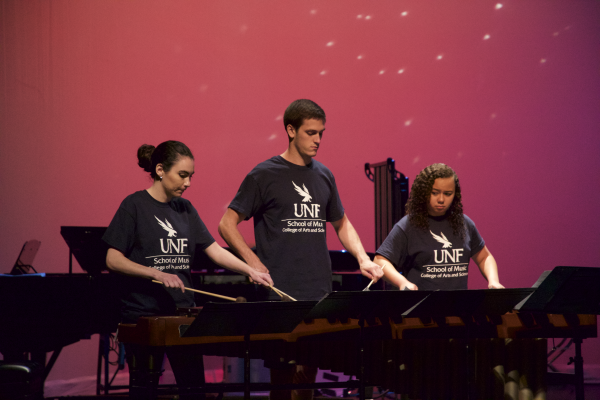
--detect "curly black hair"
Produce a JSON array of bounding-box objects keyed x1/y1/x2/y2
[{"x1": 406, "y1": 163, "x2": 465, "y2": 239}]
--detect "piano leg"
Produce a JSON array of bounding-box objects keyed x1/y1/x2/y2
[{"x1": 96, "y1": 333, "x2": 110, "y2": 395}]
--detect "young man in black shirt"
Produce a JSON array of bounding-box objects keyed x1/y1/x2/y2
[{"x1": 219, "y1": 99, "x2": 383, "y2": 399}]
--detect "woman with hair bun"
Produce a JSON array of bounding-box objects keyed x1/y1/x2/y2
[
  {"x1": 102, "y1": 140, "x2": 273, "y2": 399},
  {"x1": 375, "y1": 163, "x2": 503, "y2": 291}
]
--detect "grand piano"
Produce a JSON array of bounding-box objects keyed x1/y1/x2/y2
[
  {"x1": 0, "y1": 229, "x2": 123, "y2": 365},
  {"x1": 0, "y1": 273, "x2": 121, "y2": 360}
]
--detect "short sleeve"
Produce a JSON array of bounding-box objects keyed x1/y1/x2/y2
[
  {"x1": 376, "y1": 222, "x2": 408, "y2": 271},
  {"x1": 188, "y1": 204, "x2": 216, "y2": 251},
  {"x1": 103, "y1": 200, "x2": 136, "y2": 256},
  {"x1": 465, "y1": 216, "x2": 485, "y2": 256},
  {"x1": 228, "y1": 174, "x2": 262, "y2": 220},
  {"x1": 325, "y1": 174, "x2": 345, "y2": 222}
]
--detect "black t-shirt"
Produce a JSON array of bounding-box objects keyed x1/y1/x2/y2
[
  {"x1": 376, "y1": 214, "x2": 485, "y2": 290},
  {"x1": 103, "y1": 190, "x2": 215, "y2": 323},
  {"x1": 229, "y1": 156, "x2": 345, "y2": 300}
]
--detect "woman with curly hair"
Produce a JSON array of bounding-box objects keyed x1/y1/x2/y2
[{"x1": 375, "y1": 163, "x2": 503, "y2": 290}]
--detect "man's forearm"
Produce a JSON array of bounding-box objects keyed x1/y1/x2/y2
[
  {"x1": 204, "y1": 243, "x2": 273, "y2": 286},
  {"x1": 332, "y1": 215, "x2": 369, "y2": 261},
  {"x1": 332, "y1": 214, "x2": 383, "y2": 281}
]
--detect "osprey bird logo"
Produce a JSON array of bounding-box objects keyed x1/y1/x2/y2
[
  {"x1": 430, "y1": 231, "x2": 452, "y2": 248},
  {"x1": 155, "y1": 216, "x2": 177, "y2": 237},
  {"x1": 292, "y1": 181, "x2": 312, "y2": 202}
]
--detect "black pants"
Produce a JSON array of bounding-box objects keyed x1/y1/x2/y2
[{"x1": 125, "y1": 343, "x2": 206, "y2": 399}]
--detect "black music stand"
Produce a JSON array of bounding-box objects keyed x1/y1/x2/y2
[
  {"x1": 60, "y1": 226, "x2": 108, "y2": 275},
  {"x1": 472, "y1": 288, "x2": 536, "y2": 315},
  {"x1": 10, "y1": 240, "x2": 41, "y2": 275},
  {"x1": 182, "y1": 301, "x2": 317, "y2": 400},
  {"x1": 306, "y1": 290, "x2": 431, "y2": 400},
  {"x1": 402, "y1": 289, "x2": 534, "y2": 320},
  {"x1": 403, "y1": 289, "x2": 483, "y2": 321},
  {"x1": 307, "y1": 290, "x2": 430, "y2": 323},
  {"x1": 517, "y1": 266, "x2": 600, "y2": 315},
  {"x1": 400, "y1": 288, "x2": 536, "y2": 400},
  {"x1": 400, "y1": 289, "x2": 536, "y2": 342},
  {"x1": 516, "y1": 266, "x2": 600, "y2": 400}
]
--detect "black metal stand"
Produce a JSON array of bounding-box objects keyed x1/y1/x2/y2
[
  {"x1": 357, "y1": 317, "x2": 366, "y2": 400},
  {"x1": 307, "y1": 290, "x2": 433, "y2": 399},
  {"x1": 96, "y1": 333, "x2": 108, "y2": 395},
  {"x1": 244, "y1": 332, "x2": 250, "y2": 400},
  {"x1": 517, "y1": 266, "x2": 600, "y2": 400},
  {"x1": 364, "y1": 158, "x2": 408, "y2": 254},
  {"x1": 182, "y1": 300, "x2": 318, "y2": 400},
  {"x1": 573, "y1": 338, "x2": 584, "y2": 400},
  {"x1": 401, "y1": 288, "x2": 537, "y2": 400},
  {"x1": 401, "y1": 289, "x2": 534, "y2": 321},
  {"x1": 365, "y1": 158, "x2": 407, "y2": 292},
  {"x1": 178, "y1": 291, "x2": 431, "y2": 400},
  {"x1": 96, "y1": 333, "x2": 127, "y2": 395}
]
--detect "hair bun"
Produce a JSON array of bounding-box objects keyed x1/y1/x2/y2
[{"x1": 137, "y1": 144, "x2": 155, "y2": 172}]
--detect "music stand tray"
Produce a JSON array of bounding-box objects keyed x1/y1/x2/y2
[
  {"x1": 306, "y1": 290, "x2": 431, "y2": 323},
  {"x1": 181, "y1": 300, "x2": 317, "y2": 338},
  {"x1": 472, "y1": 288, "x2": 535, "y2": 316},
  {"x1": 516, "y1": 266, "x2": 600, "y2": 314},
  {"x1": 402, "y1": 289, "x2": 535, "y2": 319}
]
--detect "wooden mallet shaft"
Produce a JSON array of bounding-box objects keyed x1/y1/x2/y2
[
  {"x1": 270, "y1": 285, "x2": 297, "y2": 301},
  {"x1": 152, "y1": 280, "x2": 237, "y2": 302}
]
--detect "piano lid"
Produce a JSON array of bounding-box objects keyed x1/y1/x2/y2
[{"x1": 60, "y1": 226, "x2": 108, "y2": 275}]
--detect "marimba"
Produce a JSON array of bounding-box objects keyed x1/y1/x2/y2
[{"x1": 118, "y1": 303, "x2": 597, "y2": 400}]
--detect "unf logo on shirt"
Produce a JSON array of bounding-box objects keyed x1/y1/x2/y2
[
  {"x1": 430, "y1": 230, "x2": 464, "y2": 263},
  {"x1": 155, "y1": 215, "x2": 188, "y2": 254},
  {"x1": 292, "y1": 181, "x2": 321, "y2": 218}
]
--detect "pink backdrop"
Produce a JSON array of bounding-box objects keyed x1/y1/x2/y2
[{"x1": 2, "y1": 0, "x2": 599, "y2": 385}]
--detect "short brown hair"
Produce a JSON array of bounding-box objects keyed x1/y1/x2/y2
[{"x1": 283, "y1": 99, "x2": 326, "y2": 140}]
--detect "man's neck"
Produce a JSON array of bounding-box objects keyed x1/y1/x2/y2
[{"x1": 280, "y1": 148, "x2": 312, "y2": 166}]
